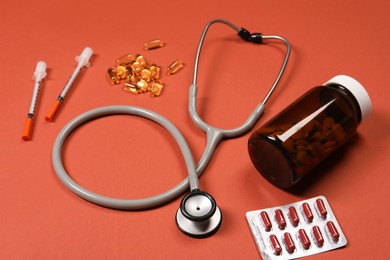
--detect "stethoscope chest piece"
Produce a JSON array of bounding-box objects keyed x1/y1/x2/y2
[{"x1": 176, "y1": 190, "x2": 222, "y2": 238}]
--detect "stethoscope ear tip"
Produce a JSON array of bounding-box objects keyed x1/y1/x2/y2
[{"x1": 175, "y1": 190, "x2": 222, "y2": 238}]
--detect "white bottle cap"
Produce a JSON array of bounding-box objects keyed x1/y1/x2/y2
[{"x1": 324, "y1": 75, "x2": 372, "y2": 123}]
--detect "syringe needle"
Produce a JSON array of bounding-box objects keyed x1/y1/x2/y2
[
  {"x1": 45, "y1": 47, "x2": 93, "y2": 122},
  {"x1": 22, "y1": 61, "x2": 47, "y2": 141}
]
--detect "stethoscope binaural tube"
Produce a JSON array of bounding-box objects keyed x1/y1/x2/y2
[
  {"x1": 51, "y1": 18, "x2": 291, "y2": 238},
  {"x1": 188, "y1": 19, "x2": 291, "y2": 178},
  {"x1": 176, "y1": 19, "x2": 291, "y2": 237}
]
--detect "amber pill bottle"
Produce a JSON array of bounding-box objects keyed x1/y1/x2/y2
[{"x1": 248, "y1": 75, "x2": 372, "y2": 188}]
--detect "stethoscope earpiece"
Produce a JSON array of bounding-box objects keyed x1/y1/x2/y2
[{"x1": 176, "y1": 190, "x2": 222, "y2": 238}]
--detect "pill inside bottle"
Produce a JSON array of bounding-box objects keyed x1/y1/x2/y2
[{"x1": 248, "y1": 75, "x2": 372, "y2": 188}]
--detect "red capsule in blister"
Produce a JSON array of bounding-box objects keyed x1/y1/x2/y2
[
  {"x1": 275, "y1": 209, "x2": 287, "y2": 229},
  {"x1": 283, "y1": 232, "x2": 296, "y2": 253},
  {"x1": 260, "y1": 211, "x2": 272, "y2": 231},
  {"x1": 302, "y1": 203, "x2": 314, "y2": 223},
  {"x1": 246, "y1": 196, "x2": 347, "y2": 259},
  {"x1": 298, "y1": 229, "x2": 311, "y2": 249},
  {"x1": 316, "y1": 199, "x2": 328, "y2": 218},
  {"x1": 326, "y1": 221, "x2": 340, "y2": 242},
  {"x1": 288, "y1": 206, "x2": 299, "y2": 226},
  {"x1": 312, "y1": 226, "x2": 324, "y2": 247},
  {"x1": 269, "y1": 234, "x2": 282, "y2": 255}
]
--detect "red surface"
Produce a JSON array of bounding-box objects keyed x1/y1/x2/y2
[{"x1": 1, "y1": 0, "x2": 390, "y2": 259}]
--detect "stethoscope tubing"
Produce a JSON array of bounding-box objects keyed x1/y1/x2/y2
[
  {"x1": 52, "y1": 19, "x2": 291, "y2": 211},
  {"x1": 52, "y1": 106, "x2": 199, "y2": 210}
]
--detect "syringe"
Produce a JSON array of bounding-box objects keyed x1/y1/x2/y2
[
  {"x1": 45, "y1": 47, "x2": 93, "y2": 122},
  {"x1": 22, "y1": 61, "x2": 47, "y2": 141}
]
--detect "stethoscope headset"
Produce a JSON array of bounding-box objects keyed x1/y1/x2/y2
[{"x1": 52, "y1": 19, "x2": 290, "y2": 238}]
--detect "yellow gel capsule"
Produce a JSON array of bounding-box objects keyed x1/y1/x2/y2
[
  {"x1": 135, "y1": 55, "x2": 148, "y2": 68},
  {"x1": 107, "y1": 68, "x2": 119, "y2": 84},
  {"x1": 167, "y1": 59, "x2": 184, "y2": 75},
  {"x1": 116, "y1": 65, "x2": 128, "y2": 79},
  {"x1": 123, "y1": 83, "x2": 141, "y2": 94},
  {"x1": 150, "y1": 64, "x2": 161, "y2": 80},
  {"x1": 116, "y1": 54, "x2": 135, "y2": 66},
  {"x1": 141, "y1": 69, "x2": 151, "y2": 82},
  {"x1": 150, "y1": 81, "x2": 164, "y2": 96},
  {"x1": 136, "y1": 79, "x2": 149, "y2": 92},
  {"x1": 131, "y1": 61, "x2": 143, "y2": 75},
  {"x1": 144, "y1": 39, "x2": 165, "y2": 50},
  {"x1": 126, "y1": 71, "x2": 137, "y2": 84}
]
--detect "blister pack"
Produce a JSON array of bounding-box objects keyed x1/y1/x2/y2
[{"x1": 246, "y1": 196, "x2": 347, "y2": 259}]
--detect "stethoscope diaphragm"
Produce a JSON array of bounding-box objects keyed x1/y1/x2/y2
[{"x1": 176, "y1": 191, "x2": 222, "y2": 238}]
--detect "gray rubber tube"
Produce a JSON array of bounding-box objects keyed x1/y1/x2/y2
[
  {"x1": 52, "y1": 19, "x2": 290, "y2": 211},
  {"x1": 52, "y1": 106, "x2": 199, "y2": 210}
]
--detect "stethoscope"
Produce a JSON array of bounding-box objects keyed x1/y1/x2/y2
[{"x1": 52, "y1": 19, "x2": 290, "y2": 238}]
